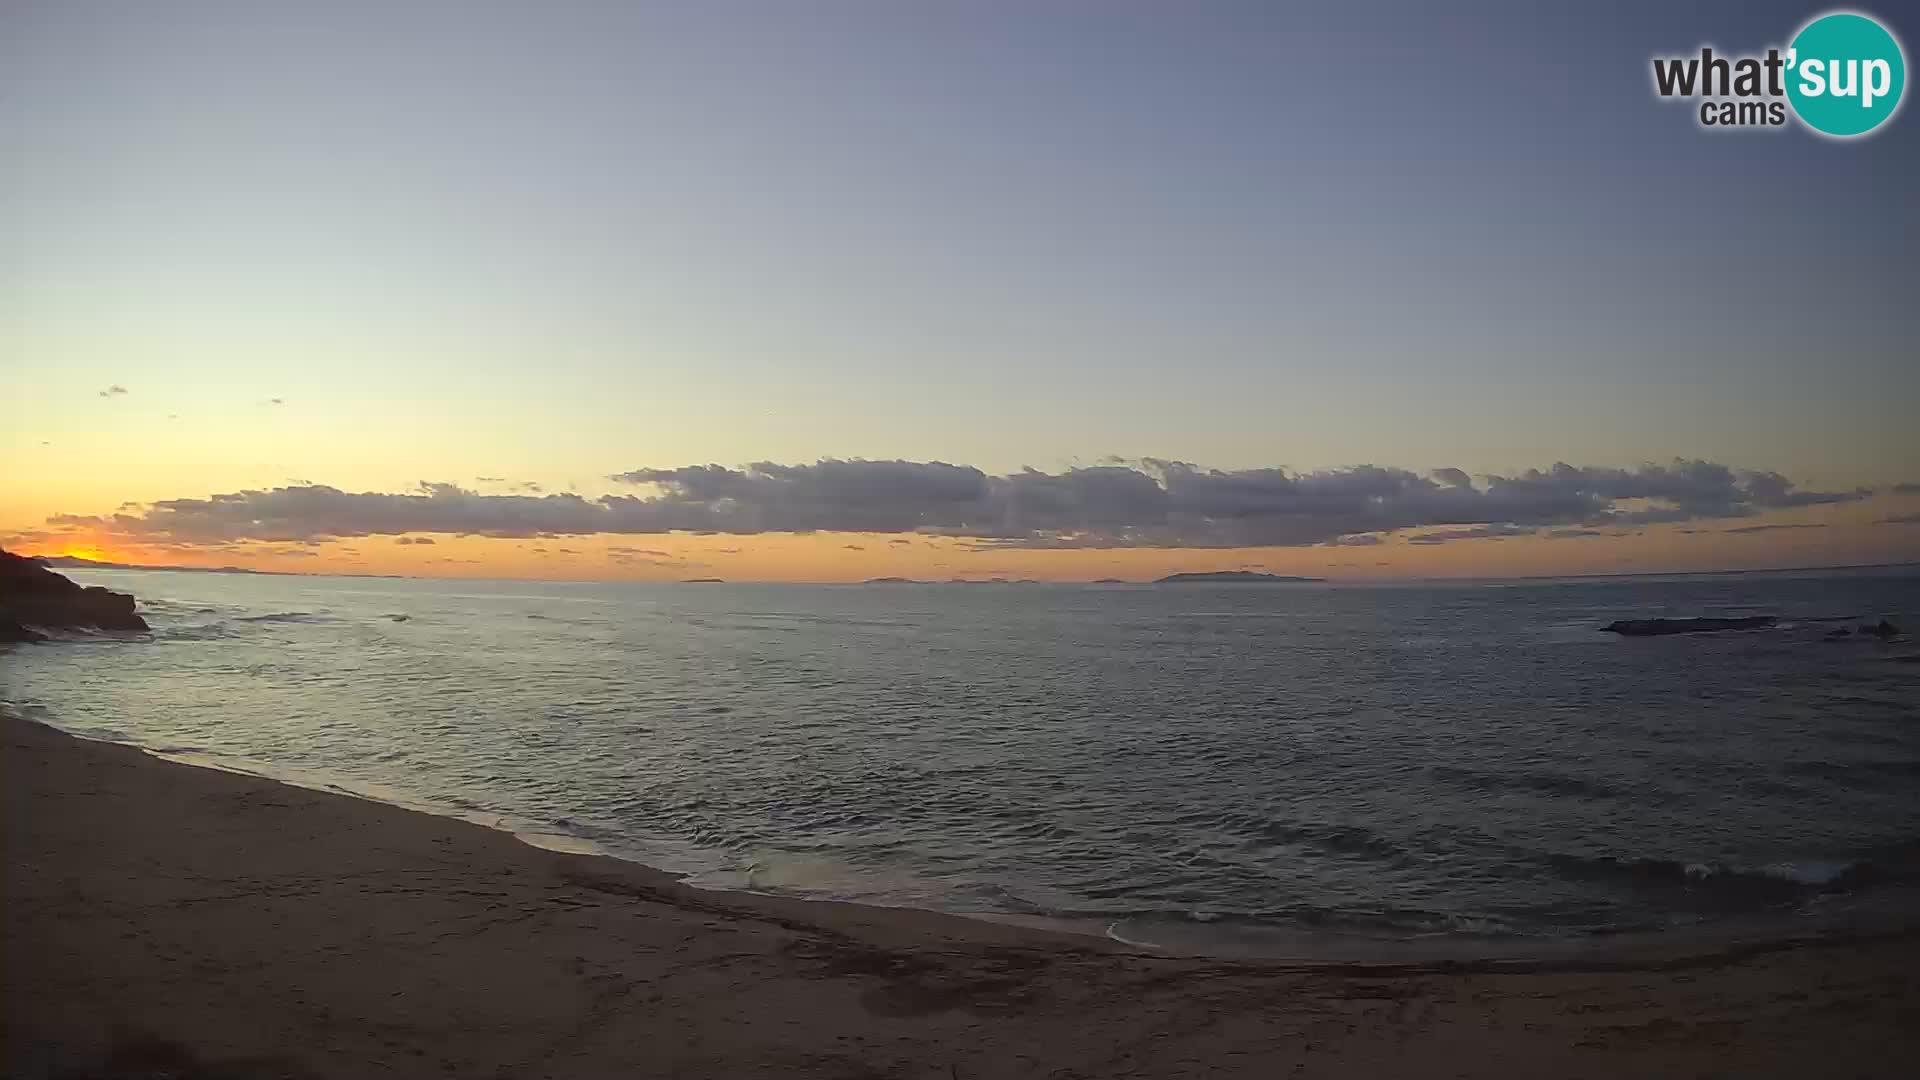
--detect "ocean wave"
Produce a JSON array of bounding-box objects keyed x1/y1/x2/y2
[
  {"x1": 1190, "y1": 812, "x2": 1410, "y2": 861},
  {"x1": 154, "y1": 624, "x2": 237, "y2": 642},
  {"x1": 1430, "y1": 765, "x2": 1628, "y2": 801},
  {"x1": 1544, "y1": 851, "x2": 1914, "y2": 898},
  {"x1": 234, "y1": 611, "x2": 333, "y2": 624},
  {"x1": 1099, "y1": 902, "x2": 1527, "y2": 942},
  {"x1": 1785, "y1": 758, "x2": 1920, "y2": 790}
]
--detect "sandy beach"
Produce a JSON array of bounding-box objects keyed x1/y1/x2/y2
[{"x1": 4, "y1": 715, "x2": 1917, "y2": 1079}]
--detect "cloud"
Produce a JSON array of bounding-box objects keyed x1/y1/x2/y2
[
  {"x1": 49, "y1": 458, "x2": 1869, "y2": 550},
  {"x1": 476, "y1": 476, "x2": 505, "y2": 483},
  {"x1": 1321, "y1": 534, "x2": 1384, "y2": 547},
  {"x1": 0, "y1": 529, "x2": 61, "y2": 548},
  {"x1": 266, "y1": 398, "x2": 285, "y2": 406},
  {"x1": 393, "y1": 536, "x2": 436, "y2": 546},
  {"x1": 1876, "y1": 512, "x2": 1920, "y2": 525},
  {"x1": 1721, "y1": 523, "x2": 1827, "y2": 534},
  {"x1": 1405, "y1": 523, "x2": 1537, "y2": 544},
  {"x1": 843, "y1": 543, "x2": 866, "y2": 551},
  {"x1": 98, "y1": 385, "x2": 128, "y2": 398},
  {"x1": 1544, "y1": 528, "x2": 1610, "y2": 539},
  {"x1": 606, "y1": 544, "x2": 703, "y2": 569}
]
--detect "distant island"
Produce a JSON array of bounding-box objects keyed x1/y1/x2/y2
[
  {"x1": 1091, "y1": 578, "x2": 1128, "y2": 584},
  {"x1": 32, "y1": 554, "x2": 284, "y2": 576},
  {"x1": 27, "y1": 554, "x2": 406, "y2": 579},
  {"x1": 863, "y1": 576, "x2": 924, "y2": 584},
  {"x1": 680, "y1": 577, "x2": 725, "y2": 583},
  {"x1": 1154, "y1": 571, "x2": 1325, "y2": 584}
]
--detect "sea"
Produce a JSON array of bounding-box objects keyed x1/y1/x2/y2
[{"x1": 6, "y1": 565, "x2": 1919, "y2": 956}]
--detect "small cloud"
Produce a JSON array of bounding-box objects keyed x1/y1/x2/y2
[
  {"x1": 888, "y1": 538, "x2": 913, "y2": 546},
  {"x1": 476, "y1": 476, "x2": 505, "y2": 483},
  {"x1": 1406, "y1": 523, "x2": 1535, "y2": 544},
  {"x1": 394, "y1": 536, "x2": 437, "y2": 546},
  {"x1": 514, "y1": 481, "x2": 544, "y2": 493},
  {"x1": 1322, "y1": 534, "x2": 1383, "y2": 547},
  {"x1": 843, "y1": 543, "x2": 866, "y2": 551},
  {"x1": 1544, "y1": 528, "x2": 1610, "y2": 539},
  {"x1": 98, "y1": 384, "x2": 128, "y2": 398},
  {"x1": 1723, "y1": 523, "x2": 1827, "y2": 534},
  {"x1": 166, "y1": 414, "x2": 179, "y2": 421}
]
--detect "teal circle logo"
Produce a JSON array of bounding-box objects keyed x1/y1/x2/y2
[{"x1": 1786, "y1": 12, "x2": 1906, "y2": 137}]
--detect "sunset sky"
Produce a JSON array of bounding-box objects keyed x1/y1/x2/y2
[{"x1": 4, "y1": 1, "x2": 1917, "y2": 581}]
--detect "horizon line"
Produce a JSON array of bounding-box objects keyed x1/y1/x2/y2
[{"x1": 25, "y1": 552, "x2": 1920, "y2": 588}]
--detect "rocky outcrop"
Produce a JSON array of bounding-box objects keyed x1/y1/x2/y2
[
  {"x1": 1601, "y1": 616, "x2": 1777, "y2": 636},
  {"x1": 0, "y1": 618, "x2": 47, "y2": 644},
  {"x1": 0, "y1": 548, "x2": 150, "y2": 637}
]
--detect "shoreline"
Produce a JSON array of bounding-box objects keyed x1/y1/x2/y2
[
  {"x1": 6, "y1": 714, "x2": 1920, "y2": 1077},
  {"x1": 22, "y1": 711, "x2": 1918, "y2": 970}
]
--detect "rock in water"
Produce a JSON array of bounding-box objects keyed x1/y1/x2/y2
[
  {"x1": 0, "y1": 548, "x2": 150, "y2": 635},
  {"x1": 0, "y1": 617, "x2": 48, "y2": 644},
  {"x1": 1862, "y1": 619, "x2": 1901, "y2": 640},
  {"x1": 1601, "y1": 616, "x2": 1777, "y2": 637}
]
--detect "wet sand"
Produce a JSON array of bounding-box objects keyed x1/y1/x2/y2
[{"x1": 4, "y1": 714, "x2": 1917, "y2": 1079}]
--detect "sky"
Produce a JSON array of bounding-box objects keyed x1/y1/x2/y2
[{"x1": 2, "y1": 0, "x2": 1917, "y2": 581}]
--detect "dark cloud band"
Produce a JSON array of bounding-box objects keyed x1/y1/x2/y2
[{"x1": 48, "y1": 458, "x2": 1870, "y2": 549}]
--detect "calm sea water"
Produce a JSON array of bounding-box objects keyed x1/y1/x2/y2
[{"x1": 6, "y1": 567, "x2": 1919, "y2": 948}]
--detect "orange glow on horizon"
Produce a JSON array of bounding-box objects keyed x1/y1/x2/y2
[
  {"x1": 4, "y1": 491, "x2": 1916, "y2": 582},
  {"x1": 6, "y1": 509, "x2": 1916, "y2": 585}
]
